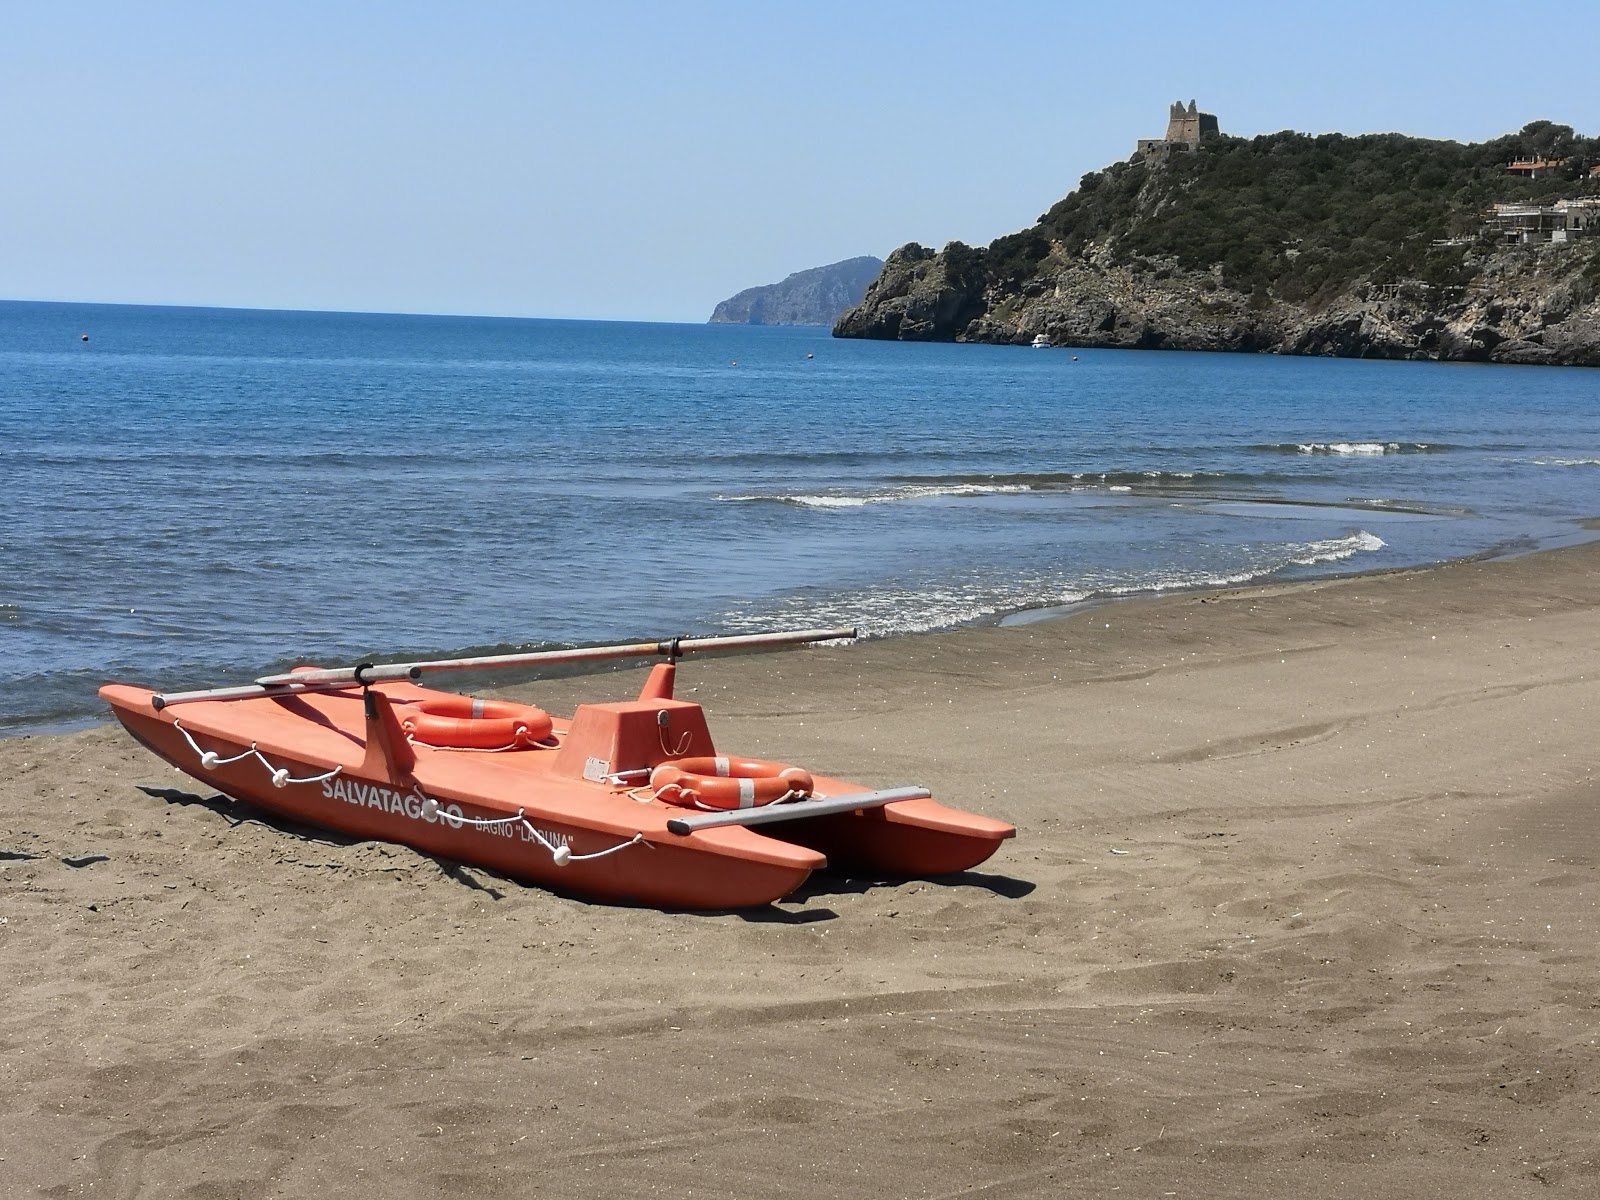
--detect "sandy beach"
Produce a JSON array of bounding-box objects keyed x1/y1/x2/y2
[{"x1": 4, "y1": 541, "x2": 1599, "y2": 1198}]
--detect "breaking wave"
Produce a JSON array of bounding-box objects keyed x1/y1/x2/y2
[
  {"x1": 716, "y1": 483, "x2": 1030, "y2": 508},
  {"x1": 885, "y1": 470, "x2": 1240, "y2": 488},
  {"x1": 1250, "y1": 441, "x2": 1453, "y2": 456},
  {"x1": 717, "y1": 468, "x2": 1321, "y2": 509},
  {"x1": 711, "y1": 530, "x2": 1388, "y2": 638},
  {"x1": 1288, "y1": 530, "x2": 1387, "y2": 563}
]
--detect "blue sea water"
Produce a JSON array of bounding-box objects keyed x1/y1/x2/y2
[{"x1": 3, "y1": 298, "x2": 1599, "y2": 734}]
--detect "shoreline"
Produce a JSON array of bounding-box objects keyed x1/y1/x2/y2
[
  {"x1": 1000, "y1": 514, "x2": 1600, "y2": 628},
  {"x1": 13, "y1": 519, "x2": 1599, "y2": 743},
  {"x1": 7, "y1": 538, "x2": 1600, "y2": 1194}
]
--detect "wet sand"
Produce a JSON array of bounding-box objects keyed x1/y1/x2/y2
[{"x1": 4, "y1": 542, "x2": 1599, "y2": 1197}]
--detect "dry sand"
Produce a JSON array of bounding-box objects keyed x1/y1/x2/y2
[{"x1": 4, "y1": 543, "x2": 1599, "y2": 1198}]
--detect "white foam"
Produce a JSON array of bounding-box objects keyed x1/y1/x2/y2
[
  {"x1": 717, "y1": 579, "x2": 1096, "y2": 639},
  {"x1": 1102, "y1": 569, "x2": 1260, "y2": 596},
  {"x1": 1532, "y1": 457, "x2": 1600, "y2": 467},
  {"x1": 1297, "y1": 441, "x2": 1398, "y2": 455},
  {"x1": 717, "y1": 483, "x2": 1031, "y2": 509},
  {"x1": 1288, "y1": 530, "x2": 1386, "y2": 565},
  {"x1": 711, "y1": 532, "x2": 1388, "y2": 639},
  {"x1": 785, "y1": 495, "x2": 871, "y2": 509}
]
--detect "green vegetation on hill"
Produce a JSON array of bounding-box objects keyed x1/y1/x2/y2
[
  {"x1": 969, "y1": 121, "x2": 1600, "y2": 306},
  {"x1": 836, "y1": 118, "x2": 1600, "y2": 364}
]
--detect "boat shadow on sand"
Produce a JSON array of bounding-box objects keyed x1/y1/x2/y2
[
  {"x1": 778, "y1": 869, "x2": 1036, "y2": 906},
  {"x1": 139, "y1": 785, "x2": 512, "y2": 898},
  {"x1": 738, "y1": 870, "x2": 1037, "y2": 925},
  {"x1": 138, "y1": 784, "x2": 1036, "y2": 920}
]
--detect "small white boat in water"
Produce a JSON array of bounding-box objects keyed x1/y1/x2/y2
[{"x1": 1030, "y1": 334, "x2": 1051, "y2": 348}]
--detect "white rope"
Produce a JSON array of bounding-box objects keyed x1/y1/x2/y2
[
  {"x1": 403, "y1": 734, "x2": 561, "y2": 753},
  {"x1": 547, "y1": 829, "x2": 650, "y2": 863},
  {"x1": 417, "y1": 798, "x2": 525, "y2": 831},
  {"x1": 173, "y1": 720, "x2": 342, "y2": 789},
  {"x1": 640, "y1": 785, "x2": 806, "y2": 812},
  {"x1": 658, "y1": 721, "x2": 691, "y2": 758},
  {"x1": 405, "y1": 736, "x2": 523, "y2": 753},
  {"x1": 170, "y1": 722, "x2": 645, "y2": 866},
  {"x1": 416, "y1": 797, "x2": 651, "y2": 865},
  {"x1": 688, "y1": 787, "x2": 806, "y2": 812}
]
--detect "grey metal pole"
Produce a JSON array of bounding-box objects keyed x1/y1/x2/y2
[
  {"x1": 664, "y1": 787, "x2": 930, "y2": 835},
  {"x1": 253, "y1": 627, "x2": 857, "y2": 688}
]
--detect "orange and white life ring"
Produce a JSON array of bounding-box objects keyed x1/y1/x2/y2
[
  {"x1": 649, "y1": 756, "x2": 814, "y2": 810},
  {"x1": 401, "y1": 695, "x2": 554, "y2": 750}
]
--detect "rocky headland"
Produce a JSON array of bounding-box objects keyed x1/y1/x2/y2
[
  {"x1": 835, "y1": 122, "x2": 1600, "y2": 366},
  {"x1": 711, "y1": 255, "x2": 883, "y2": 326}
]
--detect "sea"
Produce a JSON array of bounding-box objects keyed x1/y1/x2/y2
[{"x1": 4, "y1": 299, "x2": 1599, "y2": 736}]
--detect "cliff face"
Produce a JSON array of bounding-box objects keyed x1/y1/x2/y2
[
  {"x1": 710, "y1": 256, "x2": 883, "y2": 326},
  {"x1": 835, "y1": 240, "x2": 1600, "y2": 365},
  {"x1": 834, "y1": 124, "x2": 1600, "y2": 366}
]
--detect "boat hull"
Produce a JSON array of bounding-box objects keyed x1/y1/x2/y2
[
  {"x1": 103, "y1": 689, "x2": 820, "y2": 910},
  {"x1": 99, "y1": 677, "x2": 1014, "y2": 910},
  {"x1": 772, "y1": 795, "x2": 1015, "y2": 877}
]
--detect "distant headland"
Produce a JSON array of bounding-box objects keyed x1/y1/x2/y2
[
  {"x1": 710, "y1": 256, "x2": 883, "y2": 327},
  {"x1": 835, "y1": 105, "x2": 1600, "y2": 366}
]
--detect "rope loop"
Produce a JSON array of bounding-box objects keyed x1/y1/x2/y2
[
  {"x1": 167, "y1": 723, "x2": 647, "y2": 867},
  {"x1": 409, "y1": 800, "x2": 652, "y2": 867},
  {"x1": 402, "y1": 734, "x2": 549, "y2": 753},
  {"x1": 173, "y1": 720, "x2": 342, "y2": 786}
]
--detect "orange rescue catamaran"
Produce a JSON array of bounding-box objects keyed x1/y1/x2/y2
[{"x1": 99, "y1": 628, "x2": 1014, "y2": 909}]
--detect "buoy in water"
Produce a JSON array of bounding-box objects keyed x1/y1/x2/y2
[{"x1": 80, "y1": 333, "x2": 89, "y2": 342}]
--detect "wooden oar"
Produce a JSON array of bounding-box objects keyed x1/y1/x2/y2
[{"x1": 149, "y1": 627, "x2": 857, "y2": 709}]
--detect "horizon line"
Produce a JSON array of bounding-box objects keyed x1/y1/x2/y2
[{"x1": 0, "y1": 296, "x2": 719, "y2": 326}]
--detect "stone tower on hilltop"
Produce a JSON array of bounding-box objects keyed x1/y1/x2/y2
[{"x1": 1136, "y1": 99, "x2": 1221, "y2": 160}]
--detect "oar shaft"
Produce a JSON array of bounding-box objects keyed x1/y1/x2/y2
[
  {"x1": 252, "y1": 627, "x2": 857, "y2": 689},
  {"x1": 151, "y1": 679, "x2": 360, "y2": 709}
]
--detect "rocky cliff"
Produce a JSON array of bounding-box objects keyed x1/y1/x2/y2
[
  {"x1": 835, "y1": 125, "x2": 1600, "y2": 366},
  {"x1": 710, "y1": 256, "x2": 883, "y2": 326},
  {"x1": 835, "y1": 239, "x2": 1600, "y2": 365}
]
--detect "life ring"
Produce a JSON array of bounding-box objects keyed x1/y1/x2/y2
[
  {"x1": 401, "y1": 695, "x2": 554, "y2": 750},
  {"x1": 649, "y1": 757, "x2": 814, "y2": 811}
]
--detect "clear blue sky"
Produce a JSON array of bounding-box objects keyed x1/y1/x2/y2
[{"x1": 3, "y1": 1, "x2": 1593, "y2": 323}]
